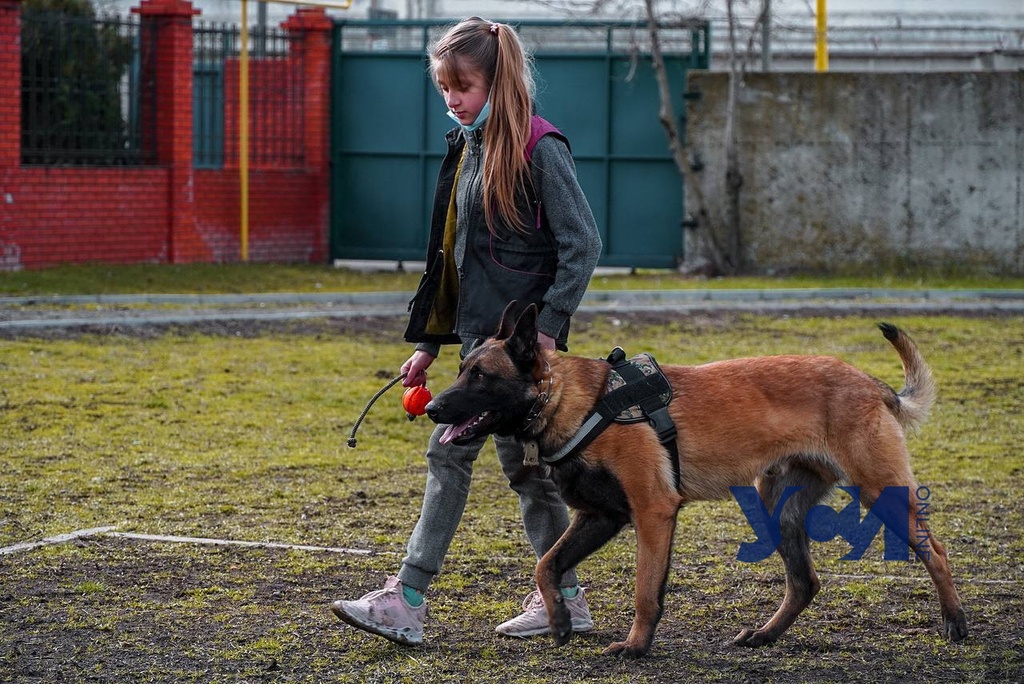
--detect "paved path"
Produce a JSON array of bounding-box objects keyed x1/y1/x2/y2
[{"x1": 1, "y1": 288, "x2": 1022, "y2": 330}]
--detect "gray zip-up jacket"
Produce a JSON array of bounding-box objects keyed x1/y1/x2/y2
[{"x1": 404, "y1": 117, "x2": 602, "y2": 356}]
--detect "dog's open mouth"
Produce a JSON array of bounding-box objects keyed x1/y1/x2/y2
[{"x1": 438, "y1": 411, "x2": 500, "y2": 445}]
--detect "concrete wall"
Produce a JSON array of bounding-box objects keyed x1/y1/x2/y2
[{"x1": 684, "y1": 72, "x2": 1024, "y2": 274}]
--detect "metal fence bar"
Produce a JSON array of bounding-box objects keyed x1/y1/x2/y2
[
  {"x1": 193, "y1": 21, "x2": 231, "y2": 168},
  {"x1": 20, "y1": 10, "x2": 151, "y2": 166},
  {"x1": 333, "y1": 18, "x2": 711, "y2": 62},
  {"x1": 249, "y1": 27, "x2": 304, "y2": 167},
  {"x1": 193, "y1": 20, "x2": 305, "y2": 170}
]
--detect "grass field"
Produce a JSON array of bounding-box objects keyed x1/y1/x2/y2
[{"x1": 1, "y1": 265, "x2": 1022, "y2": 682}]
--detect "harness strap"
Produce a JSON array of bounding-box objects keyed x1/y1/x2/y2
[
  {"x1": 543, "y1": 348, "x2": 682, "y2": 492},
  {"x1": 610, "y1": 354, "x2": 681, "y2": 490},
  {"x1": 544, "y1": 411, "x2": 605, "y2": 462}
]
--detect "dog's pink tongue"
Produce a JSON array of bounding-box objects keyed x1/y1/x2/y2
[{"x1": 439, "y1": 417, "x2": 476, "y2": 445}]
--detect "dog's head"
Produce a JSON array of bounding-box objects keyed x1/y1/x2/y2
[{"x1": 425, "y1": 301, "x2": 544, "y2": 445}]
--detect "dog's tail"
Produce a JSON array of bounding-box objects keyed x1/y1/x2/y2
[{"x1": 878, "y1": 322, "x2": 936, "y2": 431}]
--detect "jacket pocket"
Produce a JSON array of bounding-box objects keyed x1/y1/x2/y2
[
  {"x1": 488, "y1": 232, "x2": 557, "y2": 279},
  {"x1": 408, "y1": 249, "x2": 443, "y2": 310}
]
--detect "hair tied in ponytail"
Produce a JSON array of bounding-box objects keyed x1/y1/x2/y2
[{"x1": 489, "y1": 23, "x2": 500, "y2": 35}]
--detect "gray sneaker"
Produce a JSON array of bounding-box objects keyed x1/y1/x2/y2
[
  {"x1": 495, "y1": 587, "x2": 593, "y2": 638},
  {"x1": 331, "y1": 576, "x2": 426, "y2": 646}
]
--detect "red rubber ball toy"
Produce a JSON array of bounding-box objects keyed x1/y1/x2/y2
[{"x1": 402, "y1": 385, "x2": 432, "y2": 419}]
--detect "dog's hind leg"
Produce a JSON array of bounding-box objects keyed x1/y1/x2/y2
[
  {"x1": 535, "y1": 511, "x2": 625, "y2": 647},
  {"x1": 735, "y1": 461, "x2": 834, "y2": 647},
  {"x1": 857, "y1": 473, "x2": 968, "y2": 642}
]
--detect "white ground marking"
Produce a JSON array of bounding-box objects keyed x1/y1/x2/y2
[
  {"x1": 1, "y1": 528, "x2": 1017, "y2": 586},
  {"x1": 0, "y1": 526, "x2": 375, "y2": 557},
  {"x1": 0, "y1": 526, "x2": 117, "y2": 555},
  {"x1": 105, "y1": 531, "x2": 375, "y2": 555}
]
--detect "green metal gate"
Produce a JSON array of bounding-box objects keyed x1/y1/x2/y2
[{"x1": 330, "y1": 19, "x2": 709, "y2": 268}]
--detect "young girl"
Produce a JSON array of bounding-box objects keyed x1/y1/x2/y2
[{"x1": 332, "y1": 17, "x2": 603, "y2": 646}]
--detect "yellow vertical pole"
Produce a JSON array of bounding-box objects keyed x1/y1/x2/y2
[
  {"x1": 239, "y1": 0, "x2": 250, "y2": 261},
  {"x1": 815, "y1": 0, "x2": 828, "y2": 72},
  {"x1": 235, "y1": 0, "x2": 350, "y2": 262}
]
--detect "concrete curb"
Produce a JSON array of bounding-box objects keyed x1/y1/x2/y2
[
  {"x1": 2, "y1": 287, "x2": 1023, "y2": 308},
  {"x1": 1, "y1": 288, "x2": 1022, "y2": 330}
]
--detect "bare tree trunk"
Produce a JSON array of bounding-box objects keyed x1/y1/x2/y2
[
  {"x1": 724, "y1": 0, "x2": 743, "y2": 272},
  {"x1": 643, "y1": 0, "x2": 733, "y2": 275}
]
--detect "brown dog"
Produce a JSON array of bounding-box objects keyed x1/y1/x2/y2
[{"x1": 425, "y1": 303, "x2": 968, "y2": 658}]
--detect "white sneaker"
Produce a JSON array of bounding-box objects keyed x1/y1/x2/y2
[
  {"x1": 495, "y1": 587, "x2": 593, "y2": 638},
  {"x1": 331, "y1": 576, "x2": 426, "y2": 646}
]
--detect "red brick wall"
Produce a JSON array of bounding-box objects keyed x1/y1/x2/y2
[
  {"x1": 195, "y1": 169, "x2": 327, "y2": 263},
  {"x1": 3, "y1": 168, "x2": 170, "y2": 268},
  {"x1": 0, "y1": 0, "x2": 330, "y2": 271}
]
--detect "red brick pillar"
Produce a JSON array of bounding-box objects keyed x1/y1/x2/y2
[
  {"x1": 133, "y1": 0, "x2": 208, "y2": 263},
  {"x1": 283, "y1": 8, "x2": 332, "y2": 261},
  {"x1": 283, "y1": 8, "x2": 332, "y2": 170},
  {"x1": 0, "y1": 0, "x2": 22, "y2": 170}
]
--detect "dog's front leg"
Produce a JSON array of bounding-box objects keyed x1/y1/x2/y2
[
  {"x1": 536, "y1": 511, "x2": 624, "y2": 646},
  {"x1": 604, "y1": 505, "x2": 678, "y2": 659}
]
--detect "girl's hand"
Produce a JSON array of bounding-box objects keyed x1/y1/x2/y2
[
  {"x1": 401, "y1": 350, "x2": 435, "y2": 387},
  {"x1": 537, "y1": 331, "x2": 557, "y2": 351}
]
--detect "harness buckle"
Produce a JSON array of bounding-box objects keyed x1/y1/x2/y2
[
  {"x1": 522, "y1": 440, "x2": 540, "y2": 467},
  {"x1": 606, "y1": 346, "x2": 626, "y2": 365},
  {"x1": 647, "y1": 406, "x2": 677, "y2": 445}
]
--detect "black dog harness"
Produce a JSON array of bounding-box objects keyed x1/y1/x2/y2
[{"x1": 536, "y1": 347, "x2": 681, "y2": 491}]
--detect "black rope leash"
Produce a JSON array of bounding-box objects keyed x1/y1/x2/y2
[{"x1": 347, "y1": 372, "x2": 408, "y2": 448}]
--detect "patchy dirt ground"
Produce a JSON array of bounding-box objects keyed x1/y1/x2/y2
[
  {"x1": 2, "y1": 310, "x2": 1023, "y2": 683},
  {"x1": 3, "y1": 530, "x2": 1022, "y2": 683}
]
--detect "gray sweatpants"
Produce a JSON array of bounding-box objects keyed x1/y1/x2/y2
[{"x1": 397, "y1": 424, "x2": 579, "y2": 595}]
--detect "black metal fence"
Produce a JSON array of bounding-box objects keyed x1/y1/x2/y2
[
  {"x1": 193, "y1": 21, "x2": 306, "y2": 169},
  {"x1": 20, "y1": 10, "x2": 154, "y2": 166},
  {"x1": 20, "y1": 11, "x2": 306, "y2": 169}
]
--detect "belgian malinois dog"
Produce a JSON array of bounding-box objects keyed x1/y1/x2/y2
[{"x1": 425, "y1": 302, "x2": 968, "y2": 658}]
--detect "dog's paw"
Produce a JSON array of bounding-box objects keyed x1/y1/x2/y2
[
  {"x1": 603, "y1": 640, "x2": 648, "y2": 659},
  {"x1": 550, "y1": 600, "x2": 573, "y2": 646},
  {"x1": 732, "y1": 628, "x2": 777, "y2": 648},
  {"x1": 551, "y1": 625, "x2": 573, "y2": 647},
  {"x1": 944, "y1": 608, "x2": 968, "y2": 642}
]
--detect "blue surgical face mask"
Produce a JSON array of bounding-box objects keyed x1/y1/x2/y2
[{"x1": 447, "y1": 97, "x2": 491, "y2": 133}]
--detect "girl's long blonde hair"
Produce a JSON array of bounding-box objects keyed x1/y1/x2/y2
[{"x1": 429, "y1": 17, "x2": 535, "y2": 234}]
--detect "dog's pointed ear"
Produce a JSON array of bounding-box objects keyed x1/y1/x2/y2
[
  {"x1": 505, "y1": 303, "x2": 538, "y2": 370},
  {"x1": 494, "y1": 300, "x2": 521, "y2": 340}
]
